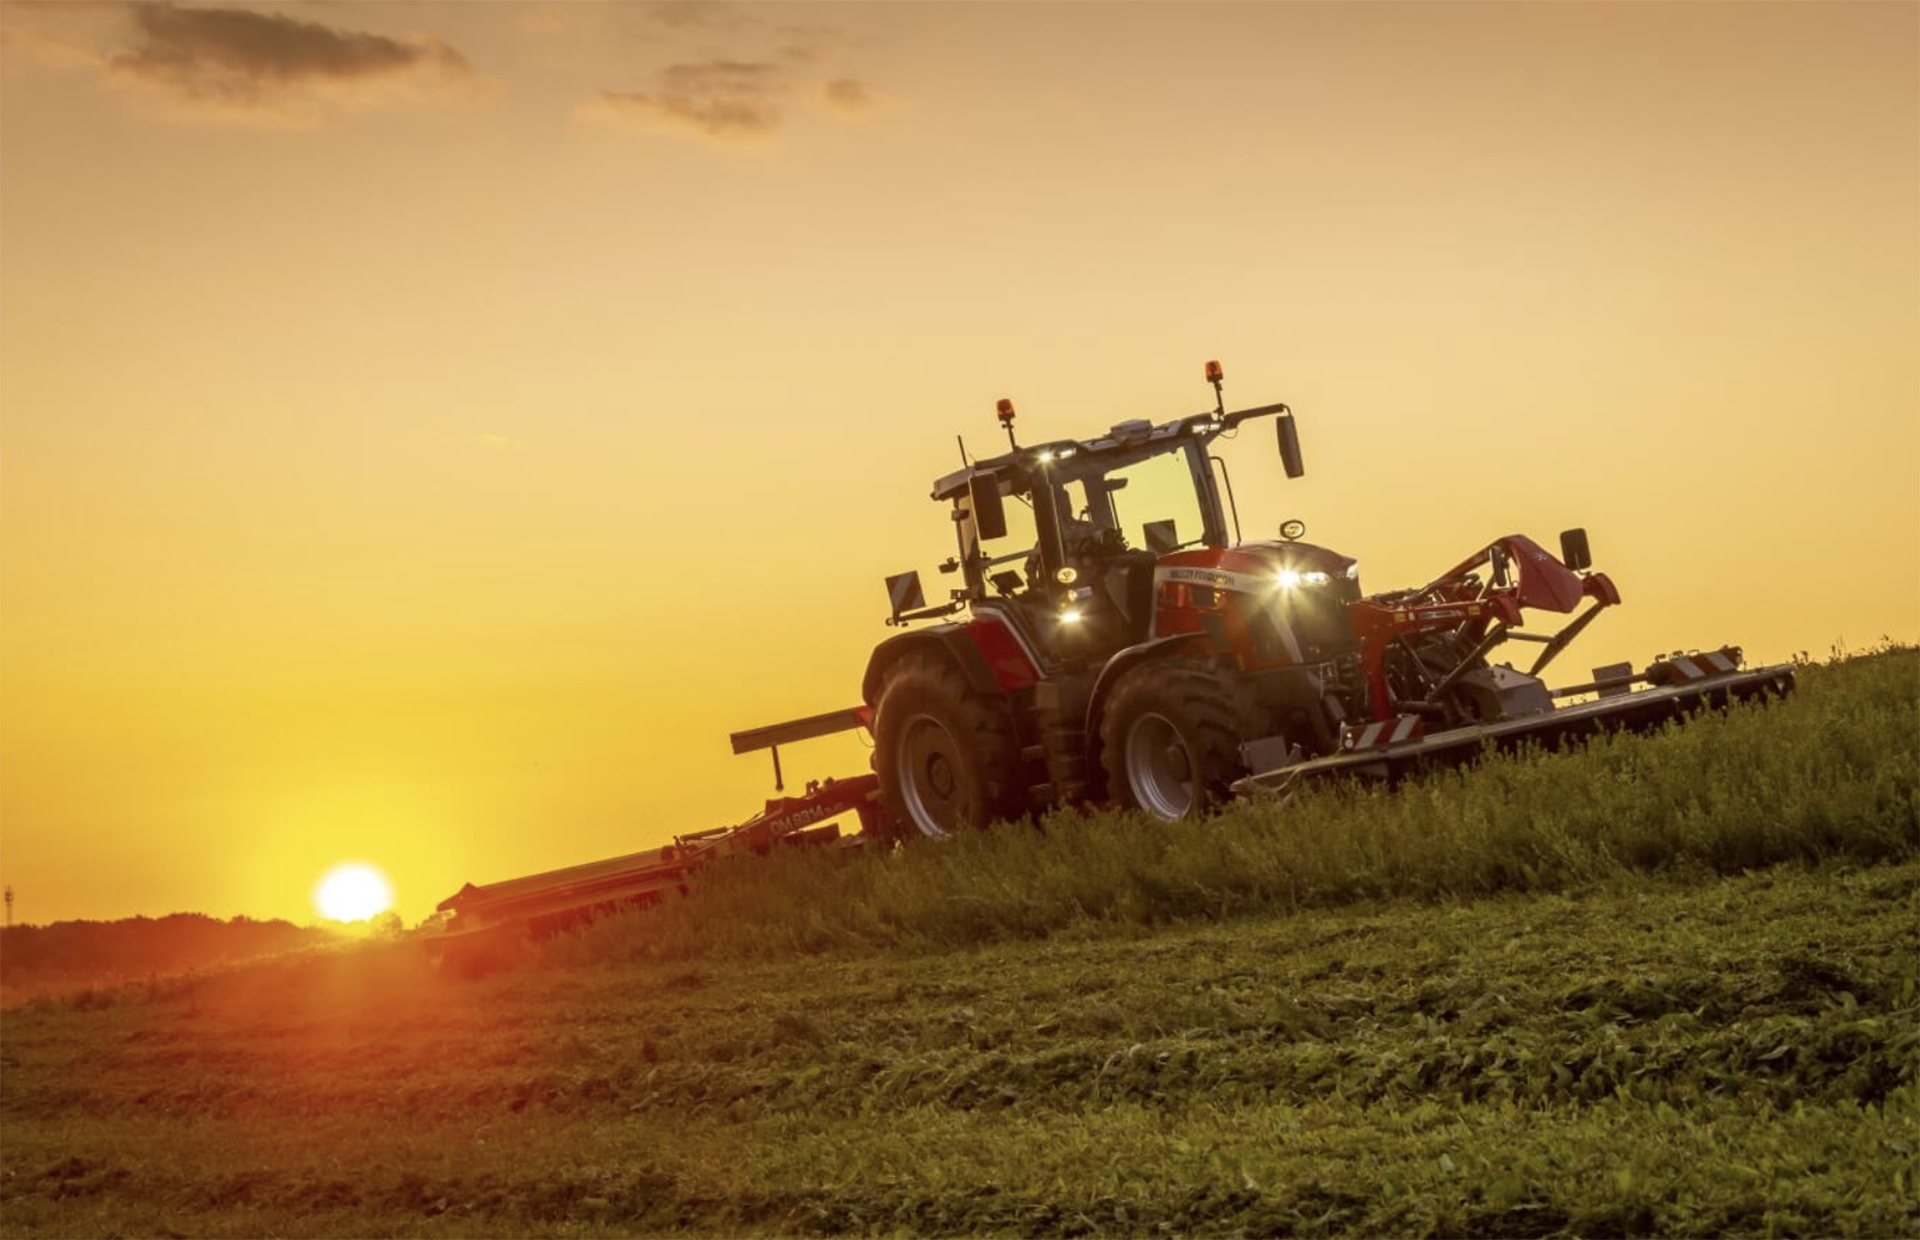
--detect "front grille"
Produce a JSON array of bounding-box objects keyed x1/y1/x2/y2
[{"x1": 1287, "y1": 586, "x2": 1359, "y2": 659}]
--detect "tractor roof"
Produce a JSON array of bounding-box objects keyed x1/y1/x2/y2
[{"x1": 931, "y1": 410, "x2": 1221, "y2": 502}]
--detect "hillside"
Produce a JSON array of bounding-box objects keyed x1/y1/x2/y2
[
  {"x1": 1, "y1": 647, "x2": 1914, "y2": 1238},
  {"x1": 0, "y1": 914, "x2": 343, "y2": 1006}
]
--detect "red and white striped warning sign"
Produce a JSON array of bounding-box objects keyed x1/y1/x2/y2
[
  {"x1": 886, "y1": 572, "x2": 925, "y2": 618},
  {"x1": 1340, "y1": 715, "x2": 1426, "y2": 751}
]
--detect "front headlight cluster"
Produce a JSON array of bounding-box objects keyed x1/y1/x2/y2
[
  {"x1": 1273, "y1": 563, "x2": 1360, "y2": 590},
  {"x1": 1059, "y1": 584, "x2": 1094, "y2": 624}
]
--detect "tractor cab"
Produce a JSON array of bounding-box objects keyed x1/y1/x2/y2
[
  {"x1": 934, "y1": 416, "x2": 1230, "y2": 660},
  {"x1": 889, "y1": 371, "x2": 1308, "y2": 672},
  {"x1": 864, "y1": 362, "x2": 1340, "y2": 838}
]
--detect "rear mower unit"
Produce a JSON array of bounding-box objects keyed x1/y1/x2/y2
[{"x1": 433, "y1": 766, "x2": 881, "y2": 946}]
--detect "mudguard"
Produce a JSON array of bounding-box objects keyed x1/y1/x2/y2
[
  {"x1": 862, "y1": 624, "x2": 1003, "y2": 705},
  {"x1": 1081, "y1": 632, "x2": 1205, "y2": 794}
]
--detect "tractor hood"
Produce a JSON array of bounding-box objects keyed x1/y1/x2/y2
[
  {"x1": 1148, "y1": 540, "x2": 1363, "y2": 666},
  {"x1": 1153, "y1": 540, "x2": 1360, "y2": 597}
]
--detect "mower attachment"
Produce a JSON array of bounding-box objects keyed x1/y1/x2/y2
[
  {"x1": 1234, "y1": 650, "x2": 1795, "y2": 796},
  {"x1": 432, "y1": 773, "x2": 881, "y2": 943},
  {"x1": 433, "y1": 703, "x2": 883, "y2": 949},
  {"x1": 730, "y1": 705, "x2": 873, "y2": 791}
]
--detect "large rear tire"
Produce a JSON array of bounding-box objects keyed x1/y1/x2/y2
[
  {"x1": 1100, "y1": 660, "x2": 1263, "y2": 821},
  {"x1": 873, "y1": 653, "x2": 1023, "y2": 839}
]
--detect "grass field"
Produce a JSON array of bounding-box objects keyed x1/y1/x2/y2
[{"x1": 2, "y1": 648, "x2": 1914, "y2": 1238}]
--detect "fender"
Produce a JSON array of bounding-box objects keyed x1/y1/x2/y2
[
  {"x1": 1081, "y1": 631, "x2": 1204, "y2": 795},
  {"x1": 861, "y1": 623, "x2": 1004, "y2": 706}
]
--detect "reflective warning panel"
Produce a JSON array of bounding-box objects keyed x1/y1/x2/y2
[{"x1": 886, "y1": 571, "x2": 926, "y2": 619}]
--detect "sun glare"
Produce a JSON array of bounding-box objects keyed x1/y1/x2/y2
[{"x1": 314, "y1": 863, "x2": 394, "y2": 923}]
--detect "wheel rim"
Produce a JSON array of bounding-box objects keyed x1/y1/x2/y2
[
  {"x1": 896, "y1": 714, "x2": 970, "y2": 838},
  {"x1": 1124, "y1": 712, "x2": 1195, "y2": 820}
]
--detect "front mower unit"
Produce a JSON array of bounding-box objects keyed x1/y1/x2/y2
[{"x1": 1234, "y1": 646, "x2": 1795, "y2": 795}]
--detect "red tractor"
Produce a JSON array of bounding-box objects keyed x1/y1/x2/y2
[
  {"x1": 863, "y1": 361, "x2": 1792, "y2": 836},
  {"x1": 432, "y1": 360, "x2": 1796, "y2": 939}
]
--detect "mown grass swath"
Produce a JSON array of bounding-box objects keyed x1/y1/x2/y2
[
  {"x1": 549, "y1": 645, "x2": 1917, "y2": 964},
  {"x1": 3, "y1": 860, "x2": 1911, "y2": 1238},
  {"x1": 2, "y1": 647, "x2": 1912, "y2": 1239}
]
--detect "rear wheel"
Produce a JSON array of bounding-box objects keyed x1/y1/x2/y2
[
  {"x1": 874, "y1": 654, "x2": 1023, "y2": 839},
  {"x1": 1100, "y1": 661, "x2": 1263, "y2": 821}
]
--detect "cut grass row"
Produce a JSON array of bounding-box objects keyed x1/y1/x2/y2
[
  {"x1": 2, "y1": 859, "x2": 1912, "y2": 1237},
  {"x1": 8, "y1": 864, "x2": 1913, "y2": 1127},
  {"x1": 3, "y1": 647, "x2": 1911, "y2": 1237},
  {"x1": 550, "y1": 646, "x2": 1917, "y2": 964}
]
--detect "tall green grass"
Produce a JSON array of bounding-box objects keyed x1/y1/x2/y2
[{"x1": 546, "y1": 646, "x2": 1917, "y2": 966}]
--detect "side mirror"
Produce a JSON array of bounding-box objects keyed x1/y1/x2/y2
[
  {"x1": 1277, "y1": 416, "x2": 1305, "y2": 479},
  {"x1": 1559, "y1": 527, "x2": 1592, "y2": 572},
  {"x1": 968, "y1": 473, "x2": 1008, "y2": 540}
]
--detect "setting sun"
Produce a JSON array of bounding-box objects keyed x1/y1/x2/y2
[{"x1": 313, "y1": 864, "x2": 394, "y2": 923}]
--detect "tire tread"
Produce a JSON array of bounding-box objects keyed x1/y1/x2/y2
[
  {"x1": 874, "y1": 653, "x2": 1022, "y2": 838},
  {"x1": 1099, "y1": 659, "x2": 1265, "y2": 818}
]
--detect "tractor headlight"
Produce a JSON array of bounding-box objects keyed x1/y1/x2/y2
[
  {"x1": 1301, "y1": 571, "x2": 1331, "y2": 587},
  {"x1": 1273, "y1": 569, "x2": 1302, "y2": 590},
  {"x1": 1059, "y1": 608, "x2": 1084, "y2": 625},
  {"x1": 1346, "y1": 563, "x2": 1360, "y2": 580}
]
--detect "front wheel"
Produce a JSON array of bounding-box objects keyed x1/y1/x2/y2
[{"x1": 1100, "y1": 661, "x2": 1262, "y2": 821}]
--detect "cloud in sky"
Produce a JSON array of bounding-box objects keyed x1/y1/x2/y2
[
  {"x1": 113, "y1": 4, "x2": 471, "y2": 112},
  {"x1": 2, "y1": 2, "x2": 884, "y2": 140},
  {"x1": 822, "y1": 77, "x2": 873, "y2": 115},
  {"x1": 587, "y1": 60, "x2": 881, "y2": 143},
  {"x1": 593, "y1": 59, "x2": 787, "y2": 140},
  {"x1": 773, "y1": 22, "x2": 844, "y2": 64},
  {"x1": 580, "y1": 4, "x2": 884, "y2": 145}
]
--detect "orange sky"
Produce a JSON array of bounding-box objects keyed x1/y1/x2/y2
[{"x1": 2, "y1": 1, "x2": 1914, "y2": 926}]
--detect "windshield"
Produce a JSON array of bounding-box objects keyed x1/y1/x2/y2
[
  {"x1": 1054, "y1": 442, "x2": 1213, "y2": 555},
  {"x1": 979, "y1": 485, "x2": 1040, "y2": 572},
  {"x1": 958, "y1": 440, "x2": 1221, "y2": 603}
]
